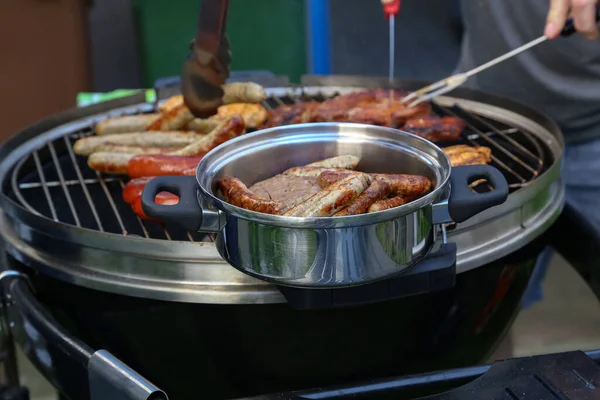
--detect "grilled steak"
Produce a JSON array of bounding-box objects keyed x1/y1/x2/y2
[
  {"x1": 261, "y1": 102, "x2": 320, "y2": 129},
  {"x1": 261, "y1": 89, "x2": 432, "y2": 130},
  {"x1": 249, "y1": 175, "x2": 322, "y2": 206}
]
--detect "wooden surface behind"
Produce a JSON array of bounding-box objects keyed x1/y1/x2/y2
[{"x1": 0, "y1": 0, "x2": 91, "y2": 142}]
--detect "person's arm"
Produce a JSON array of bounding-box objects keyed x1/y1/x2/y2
[{"x1": 545, "y1": 0, "x2": 599, "y2": 40}]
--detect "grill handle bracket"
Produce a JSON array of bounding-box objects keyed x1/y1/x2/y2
[{"x1": 89, "y1": 350, "x2": 169, "y2": 400}]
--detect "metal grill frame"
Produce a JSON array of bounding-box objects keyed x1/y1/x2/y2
[
  {"x1": 0, "y1": 78, "x2": 565, "y2": 304},
  {"x1": 10, "y1": 87, "x2": 550, "y2": 243}
]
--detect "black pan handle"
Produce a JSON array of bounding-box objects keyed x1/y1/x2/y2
[
  {"x1": 447, "y1": 165, "x2": 508, "y2": 223},
  {"x1": 560, "y1": 6, "x2": 600, "y2": 37},
  {"x1": 141, "y1": 176, "x2": 204, "y2": 232}
]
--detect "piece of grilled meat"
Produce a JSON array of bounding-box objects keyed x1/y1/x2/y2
[
  {"x1": 443, "y1": 145, "x2": 492, "y2": 166},
  {"x1": 260, "y1": 102, "x2": 320, "y2": 129},
  {"x1": 261, "y1": 89, "x2": 431, "y2": 130},
  {"x1": 311, "y1": 89, "x2": 431, "y2": 127},
  {"x1": 403, "y1": 116, "x2": 466, "y2": 142}
]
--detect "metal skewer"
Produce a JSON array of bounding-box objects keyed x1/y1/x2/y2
[
  {"x1": 382, "y1": 0, "x2": 400, "y2": 101},
  {"x1": 402, "y1": 8, "x2": 600, "y2": 108},
  {"x1": 388, "y1": 14, "x2": 395, "y2": 83}
]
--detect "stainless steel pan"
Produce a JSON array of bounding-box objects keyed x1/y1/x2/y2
[{"x1": 142, "y1": 123, "x2": 508, "y2": 288}]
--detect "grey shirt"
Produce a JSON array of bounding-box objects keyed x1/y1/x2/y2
[{"x1": 456, "y1": 0, "x2": 600, "y2": 143}]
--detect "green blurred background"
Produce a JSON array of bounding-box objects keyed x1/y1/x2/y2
[{"x1": 131, "y1": 0, "x2": 307, "y2": 87}]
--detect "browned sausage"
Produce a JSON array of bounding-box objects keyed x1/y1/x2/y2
[
  {"x1": 73, "y1": 131, "x2": 205, "y2": 156},
  {"x1": 87, "y1": 116, "x2": 245, "y2": 176},
  {"x1": 95, "y1": 114, "x2": 160, "y2": 135},
  {"x1": 335, "y1": 180, "x2": 391, "y2": 216},
  {"x1": 306, "y1": 155, "x2": 360, "y2": 169},
  {"x1": 186, "y1": 118, "x2": 220, "y2": 133},
  {"x1": 283, "y1": 166, "x2": 334, "y2": 178},
  {"x1": 222, "y1": 82, "x2": 267, "y2": 104},
  {"x1": 168, "y1": 115, "x2": 245, "y2": 156},
  {"x1": 317, "y1": 170, "x2": 432, "y2": 197},
  {"x1": 284, "y1": 173, "x2": 372, "y2": 217},
  {"x1": 375, "y1": 174, "x2": 432, "y2": 197},
  {"x1": 83, "y1": 144, "x2": 182, "y2": 155},
  {"x1": 87, "y1": 152, "x2": 135, "y2": 174},
  {"x1": 217, "y1": 177, "x2": 287, "y2": 215},
  {"x1": 147, "y1": 103, "x2": 195, "y2": 131},
  {"x1": 368, "y1": 195, "x2": 410, "y2": 213}
]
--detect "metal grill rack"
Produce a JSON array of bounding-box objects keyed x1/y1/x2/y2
[{"x1": 7, "y1": 90, "x2": 549, "y2": 242}]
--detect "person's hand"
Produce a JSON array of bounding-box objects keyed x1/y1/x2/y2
[{"x1": 545, "y1": 0, "x2": 599, "y2": 40}]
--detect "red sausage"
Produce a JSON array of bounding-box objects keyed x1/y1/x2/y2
[
  {"x1": 123, "y1": 177, "x2": 180, "y2": 206},
  {"x1": 126, "y1": 155, "x2": 203, "y2": 179},
  {"x1": 131, "y1": 193, "x2": 179, "y2": 222},
  {"x1": 123, "y1": 177, "x2": 154, "y2": 204}
]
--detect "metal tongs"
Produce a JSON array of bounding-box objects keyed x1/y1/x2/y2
[
  {"x1": 402, "y1": 9, "x2": 600, "y2": 108},
  {"x1": 181, "y1": 0, "x2": 232, "y2": 118}
]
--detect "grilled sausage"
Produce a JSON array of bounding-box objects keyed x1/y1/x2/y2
[
  {"x1": 217, "y1": 177, "x2": 286, "y2": 215},
  {"x1": 318, "y1": 170, "x2": 432, "y2": 197},
  {"x1": 73, "y1": 131, "x2": 205, "y2": 156},
  {"x1": 307, "y1": 155, "x2": 360, "y2": 169},
  {"x1": 375, "y1": 174, "x2": 432, "y2": 197},
  {"x1": 368, "y1": 195, "x2": 410, "y2": 213},
  {"x1": 127, "y1": 155, "x2": 202, "y2": 179},
  {"x1": 131, "y1": 195, "x2": 179, "y2": 222},
  {"x1": 85, "y1": 144, "x2": 183, "y2": 155},
  {"x1": 222, "y1": 82, "x2": 267, "y2": 104},
  {"x1": 147, "y1": 104, "x2": 195, "y2": 131},
  {"x1": 284, "y1": 173, "x2": 372, "y2": 217},
  {"x1": 283, "y1": 166, "x2": 335, "y2": 178},
  {"x1": 123, "y1": 177, "x2": 180, "y2": 205},
  {"x1": 335, "y1": 180, "x2": 391, "y2": 216},
  {"x1": 186, "y1": 118, "x2": 220, "y2": 133},
  {"x1": 88, "y1": 152, "x2": 135, "y2": 174},
  {"x1": 123, "y1": 177, "x2": 154, "y2": 204},
  {"x1": 168, "y1": 115, "x2": 245, "y2": 156},
  {"x1": 95, "y1": 114, "x2": 160, "y2": 135},
  {"x1": 210, "y1": 103, "x2": 268, "y2": 129},
  {"x1": 89, "y1": 116, "x2": 244, "y2": 175}
]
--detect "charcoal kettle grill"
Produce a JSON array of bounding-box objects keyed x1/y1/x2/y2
[{"x1": 0, "y1": 75, "x2": 572, "y2": 400}]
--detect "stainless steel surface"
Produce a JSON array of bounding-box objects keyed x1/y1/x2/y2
[
  {"x1": 214, "y1": 206, "x2": 434, "y2": 286},
  {"x1": 89, "y1": 350, "x2": 168, "y2": 400},
  {"x1": 0, "y1": 81, "x2": 564, "y2": 302},
  {"x1": 192, "y1": 123, "x2": 449, "y2": 286},
  {"x1": 402, "y1": 35, "x2": 548, "y2": 107}
]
